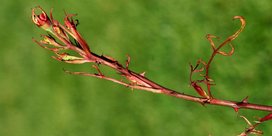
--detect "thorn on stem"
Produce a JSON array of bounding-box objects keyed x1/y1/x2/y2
[
  {"x1": 233, "y1": 107, "x2": 239, "y2": 113},
  {"x1": 140, "y1": 72, "x2": 146, "y2": 77},
  {"x1": 242, "y1": 96, "x2": 249, "y2": 104},
  {"x1": 236, "y1": 96, "x2": 249, "y2": 108},
  {"x1": 126, "y1": 54, "x2": 131, "y2": 69}
]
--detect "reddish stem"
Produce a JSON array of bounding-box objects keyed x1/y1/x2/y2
[{"x1": 86, "y1": 52, "x2": 272, "y2": 112}]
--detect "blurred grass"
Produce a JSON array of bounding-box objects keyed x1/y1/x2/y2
[{"x1": 0, "y1": 0, "x2": 272, "y2": 136}]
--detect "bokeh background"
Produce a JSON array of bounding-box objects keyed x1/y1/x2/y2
[{"x1": 0, "y1": 0, "x2": 272, "y2": 136}]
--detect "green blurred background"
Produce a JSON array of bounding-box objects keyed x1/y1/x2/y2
[{"x1": 0, "y1": 0, "x2": 272, "y2": 135}]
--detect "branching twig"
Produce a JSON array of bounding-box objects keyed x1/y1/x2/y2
[
  {"x1": 239, "y1": 113, "x2": 272, "y2": 136},
  {"x1": 32, "y1": 6, "x2": 272, "y2": 134}
]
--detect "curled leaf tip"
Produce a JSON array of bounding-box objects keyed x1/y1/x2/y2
[
  {"x1": 233, "y1": 15, "x2": 244, "y2": 20},
  {"x1": 233, "y1": 15, "x2": 246, "y2": 29}
]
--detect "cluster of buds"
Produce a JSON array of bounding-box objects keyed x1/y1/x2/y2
[
  {"x1": 31, "y1": 6, "x2": 158, "y2": 92},
  {"x1": 32, "y1": 6, "x2": 92, "y2": 64}
]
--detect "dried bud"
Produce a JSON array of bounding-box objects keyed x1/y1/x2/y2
[
  {"x1": 53, "y1": 53, "x2": 89, "y2": 64},
  {"x1": 63, "y1": 14, "x2": 91, "y2": 56},
  {"x1": 191, "y1": 82, "x2": 209, "y2": 98},
  {"x1": 52, "y1": 26, "x2": 69, "y2": 41},
  {"x1": 64, "y1": 14, "x2": 78, "y2": 31},
  {"x1": 41, "y1": 35, "x2": 62, "y2": 47},
  {"x1": 32, "y1": 6, "x2": 52, "y2": 31}
]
